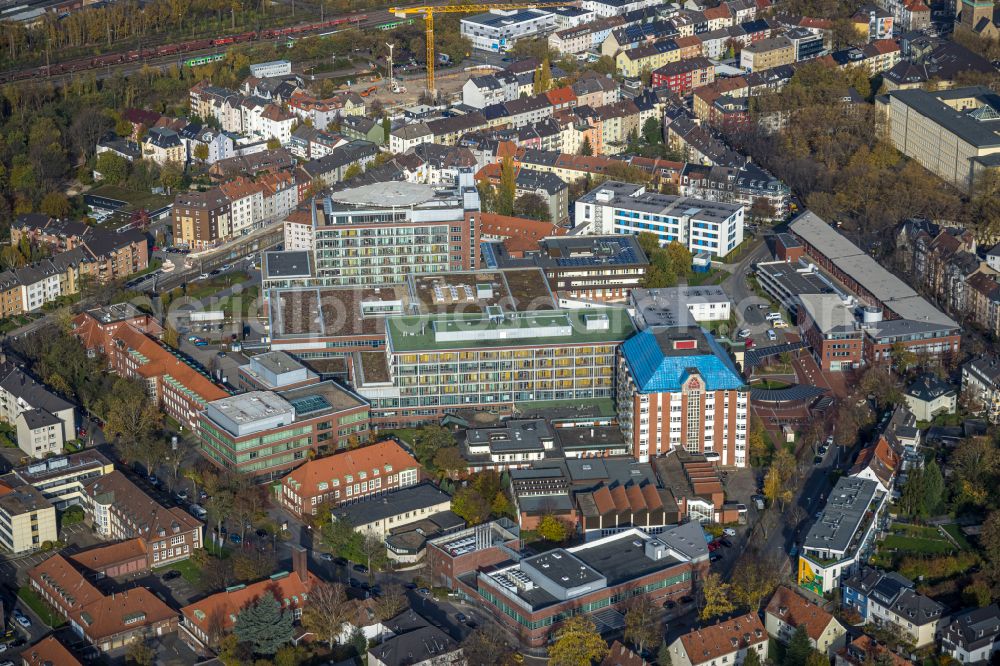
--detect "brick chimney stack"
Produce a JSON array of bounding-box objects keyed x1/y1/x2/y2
[{"x1": 290, "y1": 544, "x2": 308, "y2": 583}]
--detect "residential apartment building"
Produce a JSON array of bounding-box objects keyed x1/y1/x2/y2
[
  {"x1": 651, "y1": 57, "x2": 716, "y2": 95},
  {"x1": 197, "y1": 381, "x2": 370, "y2": 480},
  {"x1": 0, "y1": 361, "x2": 76, "y2": 459},
  {"x1": 428, "y1": 522, "x2": 705, "y2": 647},
  {"x1": 0, "y1": 485, "x2": 57, "y2": 553},
  {"x1": 142, "y1": 128, "x2": 185, "y2": 164},
  {"x1": 278, "y1": 439, "x2": 421, "y2": 517},
  {"x1": 171, "y1": 189, "x2": 232, "y2": 250},
  {"x1": 71, "y1": 306, "x2": 229, "y2": 430},
  {"x1": 83, "y1": 470, "x2": 203, "y2": 568},
  {"x1": 962, "y1": 355, "x2": 1000, "y2": 423},
  {"x1": 29, "y1": 554, "x2": 178, "y2": 653},
  {"x1": 219, "y1": 177, "x2": 266, "y2": 237},
  {"x1": 797, "y1": 476, "x2": 887, "y2": 594},
  {"x1": 666, "y1": 614, "x2": 769, "y2": 666},
  {"x1": 842, "y1": 568, "x2": 946, "y2": 648},
  {"x1": 740, "y1": 35, "x2": 795, "y2": 71},
  {"x1": 576, "y1": 181, "x2": 745, "y2": 258},
  {"x1": 879, "y1": 86, "x2": 1000, "y2": 193},
  {"x1": 765, "y1": 585, "x2": 848, "y2": 655},
  {"x1": 616, "y1": 326, "x2": 748, "y2": 466},
  {"x1": 941, "y1": 605, "x2": 1000, "y2": 665}
]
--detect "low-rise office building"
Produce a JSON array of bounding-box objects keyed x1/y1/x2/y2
[
  {"x1": 576, "y1": 181, "x2": 744, "y2": 258},
  {"x1": 428, "y1": 522, "x2": 706, "y2": 647},
  {"x1": 198, "y1": 381, "x2": 370, "y2": 480},
  {"x1": 0, "y1": 484, "x2": 57, "y2": 553},
  {"x1": 461, "y1": 9, "x2": 557, "y2": 52},
  {"x1": 330, "y1": 482, "x2": 453, "y2": 539},
  {"x1": 629, "y1": 286, "x2": 732, "y2": 329},
  {"x1": 83, "y1": 471, "x2": 203, "y2": 569},
  {"x1": 278, "y1": 439, "x2": 422, "y2": 517},
  {"x1": 236, "y1": 350, "x2": 320, "y2": 391}
]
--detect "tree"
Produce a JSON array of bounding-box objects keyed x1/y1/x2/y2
[
  {"x1": 266, "y1": 137, "x2": 281, "y2": 150},
  {"x1": 699, "y1": 572, "x2": 734, "y2": 621},
  {"x1": 163, "y1": 324, "x2": 180, "y2": 349},
  {"x1": 40, "y1": 191, "x2": 70, "y2": 218},
  {"x1": 452, "y1": 486, "x2": 490, "y2": 525},
  {"x1": 349, "y1": 625, "x2": 367, "y2": 658},
  {"x1": 343, "y1": 163, "x2": 363, "y2": 181},
  {"x1": 491, "y1": 491, "x2": 513, "y2": 518},
  {"x1": 302, "y1": 582, "x2": 352, "y2": 649},
  {"x1": 274, "y1": 645, "x2": 307, "y2": 666},
  {"x1": 513, "y1": 192, "x2": 550, "y2": 221},
  {"x1": 360, "y1": 532, "x2": 387, "y2": 583},
  {"x1": 536, "y1": 514, "x2": 568, "y2": 542},
  {"x1": 126, "y1": 640, "x2": 155, "y2": 666},
  {"x1": 657, "y1": 642, "x2": 673, "y2": 666},
  {"x1": 533, "y1": 58, "x2": 553, "y2": 94},
  {"x1": 95, "y1": 151, "x2": 129, "y2": 184},
  {"x1": 100, "y1": 378, "x2": 162, "y2": 463},
  {"x1": 413, "y1": 425, "x2": 455, "y2": 468},
  {"x1": 382, "y1": 116, "x2": 391, "y2": 143},
  {"x1": 373, "y1": 583, "x2": 407, "y2": 624},
  {"x1": 497, "y1": 156, "x2": 517, "y2": 216},
  {"x1": 548, "y1": 615, "x2": 609, "y2": 666},
  {"x1": 193, "y1": 143, "x2": 210, "y2": 161},
  {"x1": 232, "y1": 548, "x2": 278, "y2": 582},
  {"x1": 748, "y1": 415, "x2": 770, "y2": 464},
  {"x1": 642, "y1": 116, "x2": 661, "y2": 146},
  {"x1": 785, "y1": 625, "x2": 813, "y2": 666},
  {"x1": 462, "y1": 622, "x2": 519, "y2": 666},
  {"x1": 805, "y1": 650, "x2": 829, "y2": 666},
  {"x1": 624, "y1": 595, "x2": 659, "y2": 655},
  {"x1": 890, "y1": 342, "x2": 917, "y2": 373},
  {"x1": 730, "y1": 552, "x2": 779, "y2": 611},
  {"x1": 233, "y1": 594, "x2": 294, "y2": 655},
  {"x1": 580, "y1": 135, "x2": 593, "y2": 156},
  {"x1": 160, "y1": 160, "x2": 185, "y2": 193},
  {"x1": 922, "y1": 460, "x2": 944, "y2": 517},
  {"x1": 743, "y1": 646, "x2": 762, "y2": 666},
  {"x1": 432, "y1": 446, "x2": 466, "y2": 478}
]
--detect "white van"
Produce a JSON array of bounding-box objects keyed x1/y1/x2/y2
[
  {"x1": 765, "y1": 311, "x2": 782, "y2": 321},
  {"x1": 189, "y1": 504, "x2": 207, "y2": 519}
]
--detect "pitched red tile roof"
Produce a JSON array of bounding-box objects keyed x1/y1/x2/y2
[
  {"x1": 704, "y1": 5, "x2": 731, "y2": 19},
  {"x1": 678, "y1": 613, "x2": 767, "y2": 665},
  {"x1": 546, "y1": 86, "x2": 577, "y2": 107},
  {"x1": 481, "y1": 212, "x2": 565, "y2": 253},
  {"x1": 69, "y1": 538, "x2": 148, "y2": 574},
  {"x1": 281, "y1": 440, "x2": 420, "y2": 500},
  {"x1": 765, "y1": 585, "x2": 839, "y2": 641},
  {"x1": 22, "y1": 636, "x2": 83, "y2": 666},
  {"x1": 869, "y1": 39, "x2": 901, "y2": 55},
  {"x1": 110, "y1": 325, "x2": 228, "y2": 403},
  {"x1": 603, "y1": 640, "x2": 649, "y2": 666},
  {"x1": 181, "y1": 570, "x2": 317, "y2": 635}
]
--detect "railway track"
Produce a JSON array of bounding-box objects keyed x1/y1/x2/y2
[{"x1": 0, "y1": 7, "x2": 419, "y2": 85}]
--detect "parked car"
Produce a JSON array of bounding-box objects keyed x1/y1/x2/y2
[
  {"x1": 455, "y1": 612, "x2": 467, "y2": 623},
  {"x1": 353, "y1": 564, "x2": 369, "y2": 573},
  {"x1": 737, "y1": 329, "x2": 751, "y2": 339},
  {"x1": 663, "y1": 600, "x2": 676, "y2": 609},
  {"x1": 417, "y1": 587, "x2": 431, "y2": 596},
  {"x1": 720, "y1": 539, "x2": 733, "y2": 548},
  {"x1": 766, "y1": 329, "x2": 777, "y2": 341},
  {"x1": 162, "y1": 570, "x2": 182, "y2": 581},
  {"x1": 13, "y1": 611, "x2": 30, "y2": 628},
  {"x1": 175, "y1": 490, "x2": 188, "y2": 501},
  {"x1": 229, "y1": 533, "x2": 242, "y2": 544},
  {"x1": 710, "y1": 552, "x2": 722, "y2": 562},
  {"x1": 722, "y1": 528, "x2": 736, "y2": 537},
  {"x1": 318, "y1": 553, "x2": 334, "y2": 562}
]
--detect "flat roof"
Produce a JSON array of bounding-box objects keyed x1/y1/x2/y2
[
  {"x1": 207, "y1": 391, "x2": 293, "y2": 425},
  {"x1": 279, "y1": 379, "x2": 368, "y2": 414},
  {"x1": 890, "y1": 86, "x2": 1000, "y2": 149},
  {"x1": 798, "y1": 293, "x2": 858, "y2": 334},
  {"x1": 326, "y1": 181, "x2": 460, "y2": 208},
  {"x1": 630, "y1": 286, "x2": 731, "y2": 328},
  {"x1": 263, "y1": 251, "x2": 313, "y2": 279},
  {"x1": 250, "y1": 350, "x2": 310, "y2": 376},
  {"x1": 331, "y1": 483, "x2": 450, "y2": 526},
  {"x1": 386, "y1": 307, "x2": 634, "y2": 353},
  {"x1": 756, "y1": 261, "x2": 833, "y2": 296},
  {"x1": 803, "y1": 476, "x2": 880, "y2": 555},
  {"x1": 579, "y1": 183, "x2": 742, "y2": 225}
]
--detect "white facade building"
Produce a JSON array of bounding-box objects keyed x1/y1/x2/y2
[
  {"x1": 461, "y1": 9, "x2": 558, "y2": 52},
  {"x1": 249, "y1": 60, "x2": 292, "y2": 78},
  {"x1": 575, "y1": 181, "x2": 745, "y2": 257}
]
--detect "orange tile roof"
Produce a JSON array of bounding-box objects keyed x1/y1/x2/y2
[
  {"x1": 112, "y1": 325, "x2": 228, "y2": 403},
  {"x1": 21, "y1": 636, "x2": 82, "y2": 666},
  {"x1": 281, "y1": 440, "x2": 420, "y2": 500},
  {"x1": 220, "y1": 176, "x2": 266, "y2": 201},
  {"x1": 703, "y1": 5, "x2": 731, "y2": 19},
  {"x1": 481, "y1": 212, "x2": 566, "y2": 250},
  {"x1": 72, "y1": 588, "x2": 176, "y2": 641},
  {"x1": 84, "y1": 471, "x2": 204, "y2": 541},
  {"x1": 798, "y1": 16, "x2": 832, "y2": 28},
  {"x1": 182, "y1": 571, "x2": 317, "y2": 635},
  {"x1": 0, "y1": 480, "x2": 12, "y2": 497},
  {"x1": 497, "y1": 140, "x2": 520, "y2": 160},
  {"x1": 69, "y1": 538, "x2": 148, "y2": 573},
  {"x1": 30, "y1": 554, "x2": 104, "y2": 612},
  {"x1": 675, "y1": 35, "x2": 703, "y2": 48},
  {"x1": 678, "y1": 614, "x2": 767, "y2": 665},
  {"x1": 285, "y1": 208, "x2": 312, "y2": 225},
  {"x1": 602, "y1": 640, "x2": 649, "y2": 666},
  {"x1": 840, "y1": 636, "x2": 913, "y2": 666},
  {"x1": 546, "y1": 86, "x2": 577, "y2": 107},
  {"x1": 869, "y1": 39, "x2": 900, "y2": 55},
  {"x1": 765, "y1": 585, "x2": 839, "y2": 641}
]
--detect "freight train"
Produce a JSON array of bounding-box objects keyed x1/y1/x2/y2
[{"x1": 0, "y1": 14, "x2": 368, "y2": 84}]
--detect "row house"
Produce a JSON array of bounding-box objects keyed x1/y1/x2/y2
[
  {"x1": 289, "y1": 124, "x2": 348, "y2": 159},
  {"x1": 287, "y1": 91, "x2": 365, "y2": 129},
  {"x1": 679, "y1": 162, "x2": 790, "y2": 219},
  {"x1": 71, "y1": 306, "x2": 229, "y2": 430},
  {"x1": 178, "y1": 124, "x2": 237, "y2": 164},
  {"x1": 842, "y1": 568, "x2": 946, "y2": 648},
  {"x1": 548, "y1": 17, "x2": 622, "y2": 53},
  {"x1": 962, "y1": 356, "x2": 1000, "y2": 424},
  {"x1": 219, "y1": 177, "x2": 267, "y2": 237},
  {"x1": 572, "y1": 74, "x2": 620, "y2": 108},
  {"x1": 590, "y1": 100, "x2": 642, "y2": 154},
  {"x1": 299, "y1": 140, "x2": 380, "y2": 189},
  {"x1": 693, "y1": 76, "x2": 750, "y2": 120},
  {"x1": 245, "y1": 101, "x2": 296, "y2": 145},
  {"x1": 427, "y1": 112, "x2": 489, "y2": 146},
  {"x1": 209, "y1": 148, "x2": 296, "y2": 182},
  {"x1": 602, "y1": 20, "x2": 678, "y2": 56},
  {"x1": 404, "y1": 143, "x2": 479, "y2": 185}
]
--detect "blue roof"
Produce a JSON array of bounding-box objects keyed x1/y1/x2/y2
[{"x1": 621, "y1": 328, "x2": 745, "y2": 393}]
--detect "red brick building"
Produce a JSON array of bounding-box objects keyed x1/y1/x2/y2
[
  {"x1": 427, "y1": 521, "x2": 706, "y2": 647},
  {"x1": 69, "y1": 538, "x2": 150, "y2": 578},
  {"x1": 21, "y1": 636, "x2": 83, "y2": 666},
  {"x1": 29, "y1": 554, "x2": 178, "y2": 653}
]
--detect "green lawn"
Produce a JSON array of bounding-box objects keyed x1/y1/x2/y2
[
  {"x1": 18, "y1": 587, "x2": 66, "y2": 627},
  {"x1": 153, "y1": 557, "x2": 202, "y2": 584},
  {"x1": 882, "y1": 535, "x2": 955, "y2": 554},
  {"x1": 216, "y1": 285, "x2": 261, "y2": 317},
  {"x1": 941, "y1": 524, "x2": 973, "y2": 550},
  {"x1": 378, "y1": 428, "x2": 422, "y2": 446},
  {"x1": 184, "y1": 272, "x2": 252, "y2": 301},
  {"x1": 892, "y1": 523, "x2": 941, "y2": 539}
]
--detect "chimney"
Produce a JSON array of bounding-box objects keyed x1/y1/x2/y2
[{"x1": 291, "y1": 544, "x2": 308, "y2": 582}]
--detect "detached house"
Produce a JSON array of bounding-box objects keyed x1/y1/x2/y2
[
  {"x1": 666, "y1": 614, "x2": 769, "y2": 666},
  {"x1": 941, "y1": 605, "x2": 1000, "y2": 665},
  {"x1": 765, "y1": 585, "x2": 848, "y2": 655},
  {"x1": 142, "y1": 128, "x2": 185, "y2": 165}
]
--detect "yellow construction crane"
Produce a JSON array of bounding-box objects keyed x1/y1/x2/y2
[{"x1": 389, "y1": 3, "x2": 572, "y2": 95}]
